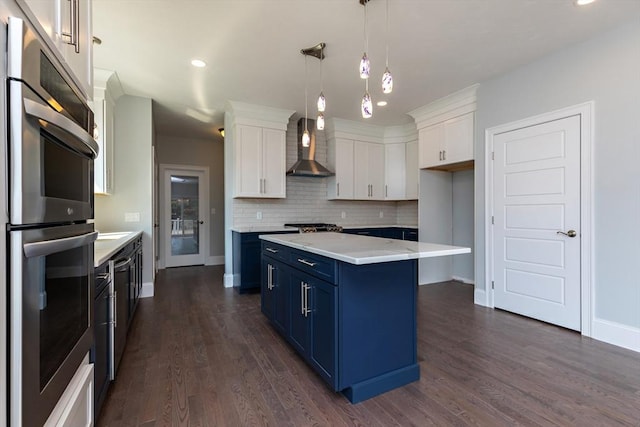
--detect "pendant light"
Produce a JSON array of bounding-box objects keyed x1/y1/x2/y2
[
  {"x1": 359, "y1": 0, "x2": 370, "y2": 79},
  {"x1": 302, "y1": 55, "x2": 310, "y2": 147},
  {"x1": 361, "y1": 79, "x2": 373, "y2": 118},
  {"x1": 317, "y1": 44, "x2": 326, "y2": 130},
  {"x1": 381, "y1": 0, "x2": 393, "y2": 94}
]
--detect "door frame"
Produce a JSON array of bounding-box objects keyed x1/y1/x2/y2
[
  {"x1": 484, "y1": 101, "x2": 593, "y2": 336},
  {"x1": 159, "y1": 164, "x2": 210, "y2": 269}
]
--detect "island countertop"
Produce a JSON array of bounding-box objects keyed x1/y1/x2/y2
[{"x1": 259, "y1": 232, "x2": 470, "y2": 265}]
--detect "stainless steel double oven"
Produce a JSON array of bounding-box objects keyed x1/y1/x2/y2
[{"x1": 6, "y1": 17, "x2": 98, "y2": 427}]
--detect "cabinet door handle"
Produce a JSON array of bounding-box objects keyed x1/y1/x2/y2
[
  {"x1": 62, "y1": 0, "x2": 80, "y2": 53},
  {"x1": 300, "y1": 281, "x2": 305, "y2": 315},
  {"x1": 439, "y1": 150, "x2": 442, "y2": 161},
  {"x1": 385, "y1": 185, "x2": 388, "y2": 198},
  {"x1": 265, "y1": 247, "x2": 278, "y2": 254},
  {"x1": 337, "y1": 182, "x2": 340, "y2": 197},
  {"x1": 112, "y1": 291, "x2": 117, "y2": 328},
  {"x1": 297, "y1": 258, "x2": 317, "y2": 267},
  {"x1": 303, "y1": 283, "x2": 311, "y2": 317},
  {"x1": 443, "y1": 150, "x2": 446, "y2": 161}
]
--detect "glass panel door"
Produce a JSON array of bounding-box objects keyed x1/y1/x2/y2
[{"x1": 163, "y1": 168, "x2": 207, "y2": 267}]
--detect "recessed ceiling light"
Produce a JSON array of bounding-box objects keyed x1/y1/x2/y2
[
  {"x1": 377, "y1": 101, "x2": 388, "y2": 107},
  {"x1": 575, "y1": 0, "x2": 596, "y2": 5},
  {"x1": 191, "y1": 59, "x2": 206, "y2": 68}
]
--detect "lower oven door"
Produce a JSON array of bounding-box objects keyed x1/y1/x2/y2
[{"x1": 9, "y1": 223, "x2": 97, "y2": 427}]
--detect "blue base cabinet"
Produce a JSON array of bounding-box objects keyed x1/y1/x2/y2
[
  {"x1": 343, "y1": 226, "x2": 418, "y2": 241},
  {"x1": 261, "y1": 241, "x2": 419, "y2": 403}
]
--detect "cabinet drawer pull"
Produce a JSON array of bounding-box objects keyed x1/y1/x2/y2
[
  {"x1": 265, "y1": 247, "x2": 278, "y2": 253},
  {"x1": 297, "y1": 258, "x2": 317, "y2": 267},
  {"x1": 301, "y1": 281, "x2": 305, "y2": 315}
]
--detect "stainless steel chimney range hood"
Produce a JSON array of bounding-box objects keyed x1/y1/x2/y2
[{"x1": 286, "y1": 118, "x2": 334, "y2": 177}]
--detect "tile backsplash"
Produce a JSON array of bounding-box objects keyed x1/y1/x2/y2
[{"x1": 232, "y1": 116, "x2": 418, "y2": 227}]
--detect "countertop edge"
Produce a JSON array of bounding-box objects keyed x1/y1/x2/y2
[
  {"x1": 94, "y1": 231, "x2": 143, "y2": 267},
  {"x1": 259, "y1": 234, "x2": 470, "y2": 265}
]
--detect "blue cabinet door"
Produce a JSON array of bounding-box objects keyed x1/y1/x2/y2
[
  {"x1": 309, "y1": 277, "x2": 337, "y2": 388},
  {"x1": 289, "y1": 269, "x2": 310, "y2": 355},
  {"x1": 272, "y1": 260, "x2": 289, "y2": 335}
]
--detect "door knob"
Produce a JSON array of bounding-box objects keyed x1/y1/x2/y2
[
  {"x1": 557, "y1": 230, "x2": 577, "y2": 238},
  {"x1": 198, "y1": 220, "x2": 204, "y2": 224}
]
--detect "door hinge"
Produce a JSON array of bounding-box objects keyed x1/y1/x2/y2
[
  {"x1": 491, "y1": 216, "x2": 494, "y2": 225},
  {"x1": 491, "y1": 151, "x2": 495, "y2": 160},
  {"x1": 491, "y1": 281, "x2": 495, "y2": 290}
]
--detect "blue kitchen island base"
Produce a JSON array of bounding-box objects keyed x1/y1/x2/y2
[
  {"x1": 343, "y1": 364, "x2": 420, "y2": 403},
  {"x1": 261, "y1": 238, "x2": 424, "y2": 403}
]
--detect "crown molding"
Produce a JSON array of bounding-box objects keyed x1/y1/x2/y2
[
  {"x1": 408, "y1": 84, "x2": 479, "y2": 129},
  {"x1": 226, "y1": 101, "x2": 295, "y2": 130}
]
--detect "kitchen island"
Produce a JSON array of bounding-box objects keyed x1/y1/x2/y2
[{"x1": 259, "y1": 232, "x2": 470, "y2": 403}]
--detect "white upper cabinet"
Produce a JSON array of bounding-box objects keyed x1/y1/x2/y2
[
  {"x1": 405, "y1": 140, "x2": 419, "y2": 200},
  {"x1": 354, "y1": 141, "x2": 384, "y2": 200},
  {"x1": 93, "y1": 69, "x2": 123, "y2": 195},
  {"x1": 16, "y1": 0, "x2": 93, "y2": 99},
  {"x1": 326, "y1": 118, "x2": 417, "y2": 201},
  {"x1": 419, "y1": 112, "x2": 474, "y2": 169},
  {"x1": 234, "y1": 125, "x2": 286, "y2": 198},
  {"x1": 409, "y1": 84, "x2": 478, "y2": 172},
  {"x1": 384, "y1": 143, "x2": 406, "y2": 200},
  {"x1": 327, "y1": 138, "x2": 354, "y2": 200},
  {"x1": 226, "y1": 102, "x2": 294, "y2": 199}
]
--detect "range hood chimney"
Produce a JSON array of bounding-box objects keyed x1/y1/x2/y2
[{"x1": 286, "y1": 118, "x2": 334, "y2": 177}]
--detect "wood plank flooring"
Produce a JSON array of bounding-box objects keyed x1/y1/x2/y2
[{"x1": 98, "y1": 266, "x2": 640, "y2": 426}]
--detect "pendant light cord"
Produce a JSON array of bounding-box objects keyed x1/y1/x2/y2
[
  {"x1": 304, "y1": 55, "x2": 308, "y2": 132},
  {"x1": 320, "y1": 46, "x2": 324, "y2": 92},
  {"x1": 364, "y1": 1, "x2": 368, "y2": 54},
  {"x1": 385, "y1": 0, "x2": 389, "y2": 68}
]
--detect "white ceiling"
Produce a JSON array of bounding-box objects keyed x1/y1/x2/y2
[{"x1": 92, "y1": 0, "x2": 640, "y2": 141}]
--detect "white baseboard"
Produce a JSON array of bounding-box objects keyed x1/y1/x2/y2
[
  {"x1": 452, "y1": 276, "x2": 475, "y2": 285},
  {"x1": 591, "y1": 318, "x2": 640, "y2": 353},
  {"x1": 206, "y1": 256, "x2": 225, "y2": 266},
  {"x1": 223, "y1": 273, "x2": 236, "y2": 288},
  {"x1": 474, "y1": 288, "x2": 488, "y2": 307},
  {"x1": 140, "y1": 281, "x2": 154, "y2": 298}
]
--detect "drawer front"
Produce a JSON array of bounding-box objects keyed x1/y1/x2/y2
[
  {"x1": 289, "y1": 249, "x2": 337, "y2": 284},
  {"x1": 262, "y1": 241, "x2": 289, "y2": 262}
]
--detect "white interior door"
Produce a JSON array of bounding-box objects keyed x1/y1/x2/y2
[
  {"x1": 492, "y1": 115, "x2": 581, "y2": 330},
  {"x1": 163, "y1": 168, "x2": 207, "y2": 267}
]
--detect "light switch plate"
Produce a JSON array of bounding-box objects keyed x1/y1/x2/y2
[{"x1": 125, "y1": 212, "x2": 140, "y2": 222}]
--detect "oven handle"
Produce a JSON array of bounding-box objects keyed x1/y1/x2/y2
[
  {"x1": 23, "y1": 98, "x2": 99, "y2": 158},
  {"x1": 114, "y1": 257, "x2": 133, "y2": 271},
  {"x1": 23, "y1": 231, "x2": 98, "y2": 258}
]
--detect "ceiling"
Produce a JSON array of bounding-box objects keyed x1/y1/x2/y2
[{"x1": 92, "y1": 0, "x2": 640, "y2": 141}]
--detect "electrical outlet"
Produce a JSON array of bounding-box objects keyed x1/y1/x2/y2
[
  {"x1": 379, "y1": 211, "x2": 384, "y2": 218},
  {"x1": 211, "y1": 208, "x2": 216, "y2": 215},
  {"x1": 256, "y1": 211, "x2": 263, "y2": 220},
  {"x1": 341, "y1": 211, "x2": 346, "y2": 219}
]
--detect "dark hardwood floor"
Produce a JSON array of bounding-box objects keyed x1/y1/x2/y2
[{"x1": 98, "y1": 266, "x2": 640, "y2": 427}]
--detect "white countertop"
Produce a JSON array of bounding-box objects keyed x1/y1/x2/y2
[
  {"x1": 231, "y1": 225, "x2": 297, "y2": 233},
  {"x1": 259, "y1": 232, "x2": 470, "y2": 265},
  {"x1": 94, "y1": 231, "x2": 143, "y2": 267}
]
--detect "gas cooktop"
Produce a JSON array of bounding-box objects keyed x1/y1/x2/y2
[{"x1": 284, "y1": 223, "x2": 343, "y2": 233}]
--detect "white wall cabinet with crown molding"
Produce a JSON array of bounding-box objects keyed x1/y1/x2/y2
[
  {"x1": 234, "y1": 124, "x2": 286, "y2": 198},
  {"x1": 419, "y1": 112, "x2": 474, "y2": 170}
]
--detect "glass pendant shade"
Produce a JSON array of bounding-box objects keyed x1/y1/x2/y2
[
  {"x1": 302, "y1": 129, "x2": 311, "y2": 147},
  {"x1": 361, "y1": 91, "x2": 373, "y2": 119},
  {"x1": 359, "y1": 53, "x2": 370, "y2": 79},
  {"x1": 382, "y1": 67, "x2": 393, "y2": 94},
  {"x1": 317, "y1": 91, "x2": 326, "y2": 112},
  {"x1": 317, "y1": 113, "x2": 325, "y2": 130}
]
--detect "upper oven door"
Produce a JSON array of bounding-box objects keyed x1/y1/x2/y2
[{"x1": 8, "y1": 80, "x2": 97, "y2": 225}]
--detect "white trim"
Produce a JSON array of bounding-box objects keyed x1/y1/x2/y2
[
  {"x1": 159, "y1": 164, "x2": 210, "y2": 268},
  {"x1": 140, "y1": 282, "x2": 154, "y2": 298},
  {"x1": 408, "y1": 84, "x2": 479, "y2": 129},
  {"x1": 223, "y1": 273, "x2": 236, "y2": 288},
  {"x1": 592, "y1": 318, "x2": 640, "y2": 353},
  {"x1": 206, "y1": 256, "x2": 224, "y2": 266},
  {"x1": 474, "y1": 288, "x2": 488, "y2": 307},
  {"x1": 452, "y1": 276, "x2": 475, "y2": 285},
  {"x1": 225, "y1": 101, "x2": 294, "y2": 130},
  {"x1": 484, "y1": 101, "x2": 594, "y2": 337}
]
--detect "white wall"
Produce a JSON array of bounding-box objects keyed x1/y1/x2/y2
[
  {"x1": 474, "y1": 22, "x2": 640, "y2": 336},
  {"x1": 156, "y1": 135, "x2": 225, "y2": 263},
  {"x1": 95, "y1": 95, "x2": 155, "y2": 286},
  {"x1": 452, "y1": 170, "x2": 474, "y2": 282}
]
